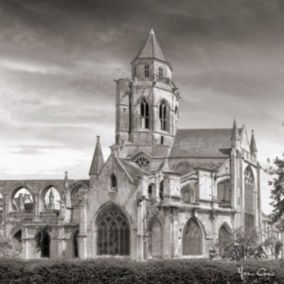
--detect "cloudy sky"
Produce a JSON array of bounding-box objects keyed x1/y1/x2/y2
[{"x1": 0, "y1": 0, "x2": 283, "y2": 213}]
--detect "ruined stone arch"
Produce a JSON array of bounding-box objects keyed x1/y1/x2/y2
[
  {"x1": 95, "y1": 202, "x2": 131, "y2": 256},
  {"x1": 41, "y1": 185, "x2": 62, "y2": 211},
  {"x1": 10, "y1": 185, "x2": 34, "y2": 213},
  {"x1": 182, "y1": 217, "x2": 204, "y2": 256},
  {"x1": 70, "y1": 182, "x2": 88, "y2": 208},
  {"x1": 35, "y1": 227, "x2": 50, "y2": 258}
]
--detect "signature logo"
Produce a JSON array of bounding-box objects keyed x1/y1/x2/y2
[{"x1": 237, "y1": 266, "x2": 276, "y2": 281}]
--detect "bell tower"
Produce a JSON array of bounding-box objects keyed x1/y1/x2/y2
[{"x1": 114, "y1": 29, "x2": 180, "y2": 159}]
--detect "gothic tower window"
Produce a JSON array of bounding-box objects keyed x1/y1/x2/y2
[
  {"x1": 144, "y1": 64, "x2": 150, "y2": 78},
  {"x1": 149, "y1": 219, "x2": 162, "y2": 258},
  {"x1": 217, "y1": 180, "x2": 231, "y2": 206},
  {"x1": 244, "y1": 167, "x2": 254, "y2": 230},
  {"x1": 158, "y1": 67, "x2": 163, "y2": 79},
  {"x1": 97, "y1": 204, "x2": 130, "y2": 256},
  {"x1": 218, "y1": 225, "x2": 232, "y2": 256},
  {"x1": 12, "y1": 187, "x2": 33, "y2": 213},
  {"x1": 140, "y1": 98, "x2": 150, "y2": 129},
  {"x1": 159, "y1": 100, "x2": 168, "y2": 131},
  {"x1": 182, "y1": 218, "x2": 203, "y2": 255},
  {"x1": 110, "y1": 174, "x2": 117, "y2": 191}
]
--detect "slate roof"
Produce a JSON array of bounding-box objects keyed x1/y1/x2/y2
[
  {"x1": 170, "y1": 128, "x2": 238, "y2": 158},
  {"x1": 119, "y1": 159, "x2": 149, "y2": 180},
  {"x1": 134, "y1": 28, "x2": 166, "y2": 62}
]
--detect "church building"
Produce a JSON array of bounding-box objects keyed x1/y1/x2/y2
[{"x1": 0, "y1": 29, "x2": 262, "y2": 260}]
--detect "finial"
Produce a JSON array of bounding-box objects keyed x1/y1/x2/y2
[
  {"x1": 96, "y1": 135, "x2": 100, "y2": 141},
  {"x1": 150, "y1": 27, "x2": 154, "y2": 34},
  {"x1": 64, "y1": 171, "x2": 68, "y2": 180}
]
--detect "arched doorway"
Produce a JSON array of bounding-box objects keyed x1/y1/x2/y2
[
  {"x1": 149, "y1": 219, "x2": 162, "y2": 258},
  {"x1": 36, "y1": 228, "x2": 50, "y2": 258},
  {"x1": 96, "y1": 204, "x2": 130, "y2": 256},
  {"x1": 73, "y1": 230, "x2": 79, "y2": 258},
  {"x1": 182, "y1": 218, "x2": 203, "y2": 255},
  {"x1": 218, "y1": 224, "x2": 232, "y2": 256}
]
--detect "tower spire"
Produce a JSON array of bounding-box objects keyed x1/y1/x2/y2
[
  {"x1": 250, "y1": 130, "x2": 257, "y2": 155},
  {"x1": 133, "y1": 28, "x2": 167, "y2": 63},
  {"x1": 89, "y1": 136, "x2": 104, "y2": 175},
  {"x1": 231, "y1": 119, "x2": 240, "y2": 148}
]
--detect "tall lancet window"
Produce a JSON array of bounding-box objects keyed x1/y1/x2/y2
[
  {"x1": 140, "y1": 98, "x2": 150, "y2": 129},
  {"x1": 158, "y1": 67, "x2": 163, "y2": 79},
  {"x1": 144, "y1": 64, "x2": 150, "y2": 78},
  {"x1": 159, "y1": 100, "x2": 168, "y2": 131}
]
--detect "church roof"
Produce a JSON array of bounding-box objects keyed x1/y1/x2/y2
[
  {"x1": 170, "y1": 128, "x2": 239, "y2": 158},
  {"x1": 133, "y1": 28, "x2": 167, "y2": 62},
  {"x1": 118, "y1": 159, "x2": 149, "y2": 180}
]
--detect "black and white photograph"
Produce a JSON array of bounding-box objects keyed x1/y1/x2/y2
[{"x1": 0, "y1": 0, "x2": 283, "y2": 283}]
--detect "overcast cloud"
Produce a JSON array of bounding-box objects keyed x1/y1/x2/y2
[{"x1": 0, "y1": 0, "x2": 283, "y2": 213}]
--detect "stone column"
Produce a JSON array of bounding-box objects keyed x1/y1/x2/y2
[
  {"x1": 136, "y1": 177, "x2": 147, "y2": 261},
  {"x1": 78, "y1": 199, "x2": 87, "y2": 259}
]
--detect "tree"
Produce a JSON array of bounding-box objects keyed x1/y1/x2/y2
[
  {"x1": 267, "y1": 157, "x2": 284, "y2": 225},
  {"x1": 219, "y1": 227, "x2": 267, "y2": 261}
]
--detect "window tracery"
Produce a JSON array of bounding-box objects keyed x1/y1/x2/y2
[
  {"x1": 97, "y1": 204, "x2": 130, "y2": 256},
  {"x1": 140, "y1": 98, "x2": 150, "y2": 129},
  {"x1": 134, "y1": 156, "x2": 150, "y2": 169}
]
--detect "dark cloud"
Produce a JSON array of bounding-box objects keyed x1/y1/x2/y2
[{"x1": 0, "y1": 0, "x2": 283, "y2": 197}]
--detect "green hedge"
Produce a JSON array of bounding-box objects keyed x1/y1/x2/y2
[{"x1": 0, "y1": 258, "x2": 283, "y2": 284}]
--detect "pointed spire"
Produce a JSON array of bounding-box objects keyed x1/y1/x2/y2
[
  {"x1": 250, "y1": 130, "x2": 257, "y2": 155},
  {"x1": 89, "y1": 136, "x2": 104, "y2": 176},
  {"x1": 134, "y1": 28, "x2": 167, "y2": 62},
  {"x1": 231, "y1": 119, "x2": 240, "y2": 147}
]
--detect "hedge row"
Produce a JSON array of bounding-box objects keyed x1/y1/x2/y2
[{"x1": 0, "y1": 258, "x2": 283, "y2": 284}]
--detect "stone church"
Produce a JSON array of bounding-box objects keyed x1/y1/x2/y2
[{"x1": 0, "y1": 29, "x2": 262, "y2": 260}]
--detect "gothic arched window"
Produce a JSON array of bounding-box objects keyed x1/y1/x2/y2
[
  {"x1": 148, "y1": 184, "x2": 156, "y2": 202},
  {"x1": 149, "y1": 219, "x2": 162, "y2": 258},
  {"x1": 181, "y1": 183, "x2": 197, "y2": 204},
  {"x1": 12, "y1": 187, "x2": 33, "y2": 213},
  {"x1": 110, "y1": 174, "x2": 117, "y2": 191},
  {"x1": 97, "y1": 204, "x2": 130, "y2": 256},
  {"x1": 159, "y1": 180, "x2": 164, "y2": 200},
  {"x1": 140, "y1": 98, "x2": 150, "y2": 129},
  {"x1": 43, "y1": 187, "x2": 61, "y2": 211},
  {"x1": 218, "y1": 225, "x2": 232, "y2": 257},
  {"x1": 144, "y1": 64, "x2": 150, "y2": 78},
  {"x1": 244, "y1": 167, "x2": 254, "y2": 230},
  {"x1": 158, "y1": 67, "x2": 163, "y2": 79},
  {"x1": 182, "y1": 218, "x2": 202, "y2": 255},
  {"x1": 217, "y1": 180, "x2": 231, "y2": 206},
  {"x1": 159, "y1": 100, "x2": 168, "y2": 131}
]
